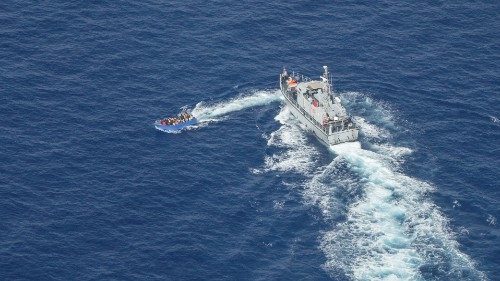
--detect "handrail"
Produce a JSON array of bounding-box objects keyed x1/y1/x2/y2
[
  {"x1": 284, "y1": 91, "x2": 359, "y2": 138},
  {"x1": 284, "y1": 92, "x2": 329, "y2": 134}
]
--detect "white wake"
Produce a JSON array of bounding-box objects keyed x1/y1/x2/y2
[
  {"x1": 262, "y1": 92, "x2": 485, "y2": 280},
  {"x1": 191, "y1": 89, "x2": 282, "y2": 122}
]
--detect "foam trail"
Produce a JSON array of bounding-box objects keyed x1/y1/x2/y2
[
  {"x1": 191, "y1": 90, "x2": 282, "y2": 122},
  {"x1": 352, "y1": 116, "x2": 390, "y2": 140},
  {"x1": 263, "y1": 107, "x2": 319, "y2": 174},
  {"x1": 323, "y1": 143, "x2": 486, "y2": 280},
  {"x1": 325, "y1": 143, "x2": 425, "y2": 279},
  {"x1": 262, "y1": 92, "x2": 485, "y2": 280}
]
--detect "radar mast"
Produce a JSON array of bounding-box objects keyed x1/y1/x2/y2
[{"x1": 322, "y1": 65, "x2": 335, "y2": 102}]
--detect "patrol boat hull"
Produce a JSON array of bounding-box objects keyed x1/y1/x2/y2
[
  {"x1": 279, "y1": 66, "x2": 358, "y2": 146},
  {"x1": 154, "y1": 118, "x2": 197, "y2": 133},
  {"x1": 281, "y1": 93, "x2": 358, "y2": 146}
]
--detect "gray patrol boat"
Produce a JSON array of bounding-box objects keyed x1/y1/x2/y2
[{"x1": 279, "y1": 66, "x2": 358, "y2": 145}]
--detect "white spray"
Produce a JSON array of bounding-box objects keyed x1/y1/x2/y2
[
  {"x1": 263, "y1": 92, "x2": 485, "y2": 280},
  {"x1": 191, "y1": 90, "x2": 282, "y2": 122}
]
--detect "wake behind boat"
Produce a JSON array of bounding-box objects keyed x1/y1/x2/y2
[{"x1": 154, "y1": 111, "x2": 197, "y2": 133}]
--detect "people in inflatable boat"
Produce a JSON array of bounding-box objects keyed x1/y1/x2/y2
[{"x1": 159, "y1": 112, "x2": 193, "y2": 126}]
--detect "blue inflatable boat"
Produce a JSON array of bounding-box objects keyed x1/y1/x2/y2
[{"x1": 154, "y1": 117, "x2": 197, "y2": 133}]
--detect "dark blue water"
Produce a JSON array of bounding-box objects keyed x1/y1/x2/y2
[{"x1": 1, "y1": 1, "x2": 498, "y2": 280}]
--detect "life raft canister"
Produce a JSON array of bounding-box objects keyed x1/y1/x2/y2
[{"x1": 287, "y1": 77, "x2": 298, "y2": 87}]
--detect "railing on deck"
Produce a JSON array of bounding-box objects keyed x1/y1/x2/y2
[{"x1": 285, "y1": 91, "x2": 329, "y2": 134}]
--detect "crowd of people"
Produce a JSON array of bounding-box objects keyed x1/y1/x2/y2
[{"x1": 159, "y1": 112, "x2": 193, "y2": 126}]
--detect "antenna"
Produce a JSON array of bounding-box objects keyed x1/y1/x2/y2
[
  {"x1": 322, "y1": 66, "x2": 334, "y2": 101},
  {"x1": 330, "y1": 73, "x2": 333, "y2": 92}
]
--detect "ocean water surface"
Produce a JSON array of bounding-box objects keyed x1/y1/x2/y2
[{"x1": 1, "y1": 1, "x2": 498, "y2": 280}]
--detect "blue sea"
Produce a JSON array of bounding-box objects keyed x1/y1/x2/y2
[{"x1": 1, "y1": 1, "x2": 498, "y2": 280}]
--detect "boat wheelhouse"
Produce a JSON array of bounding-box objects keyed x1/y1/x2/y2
[{"x1": 279, "y1": 66, "x2": 358, "y2": 145}]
